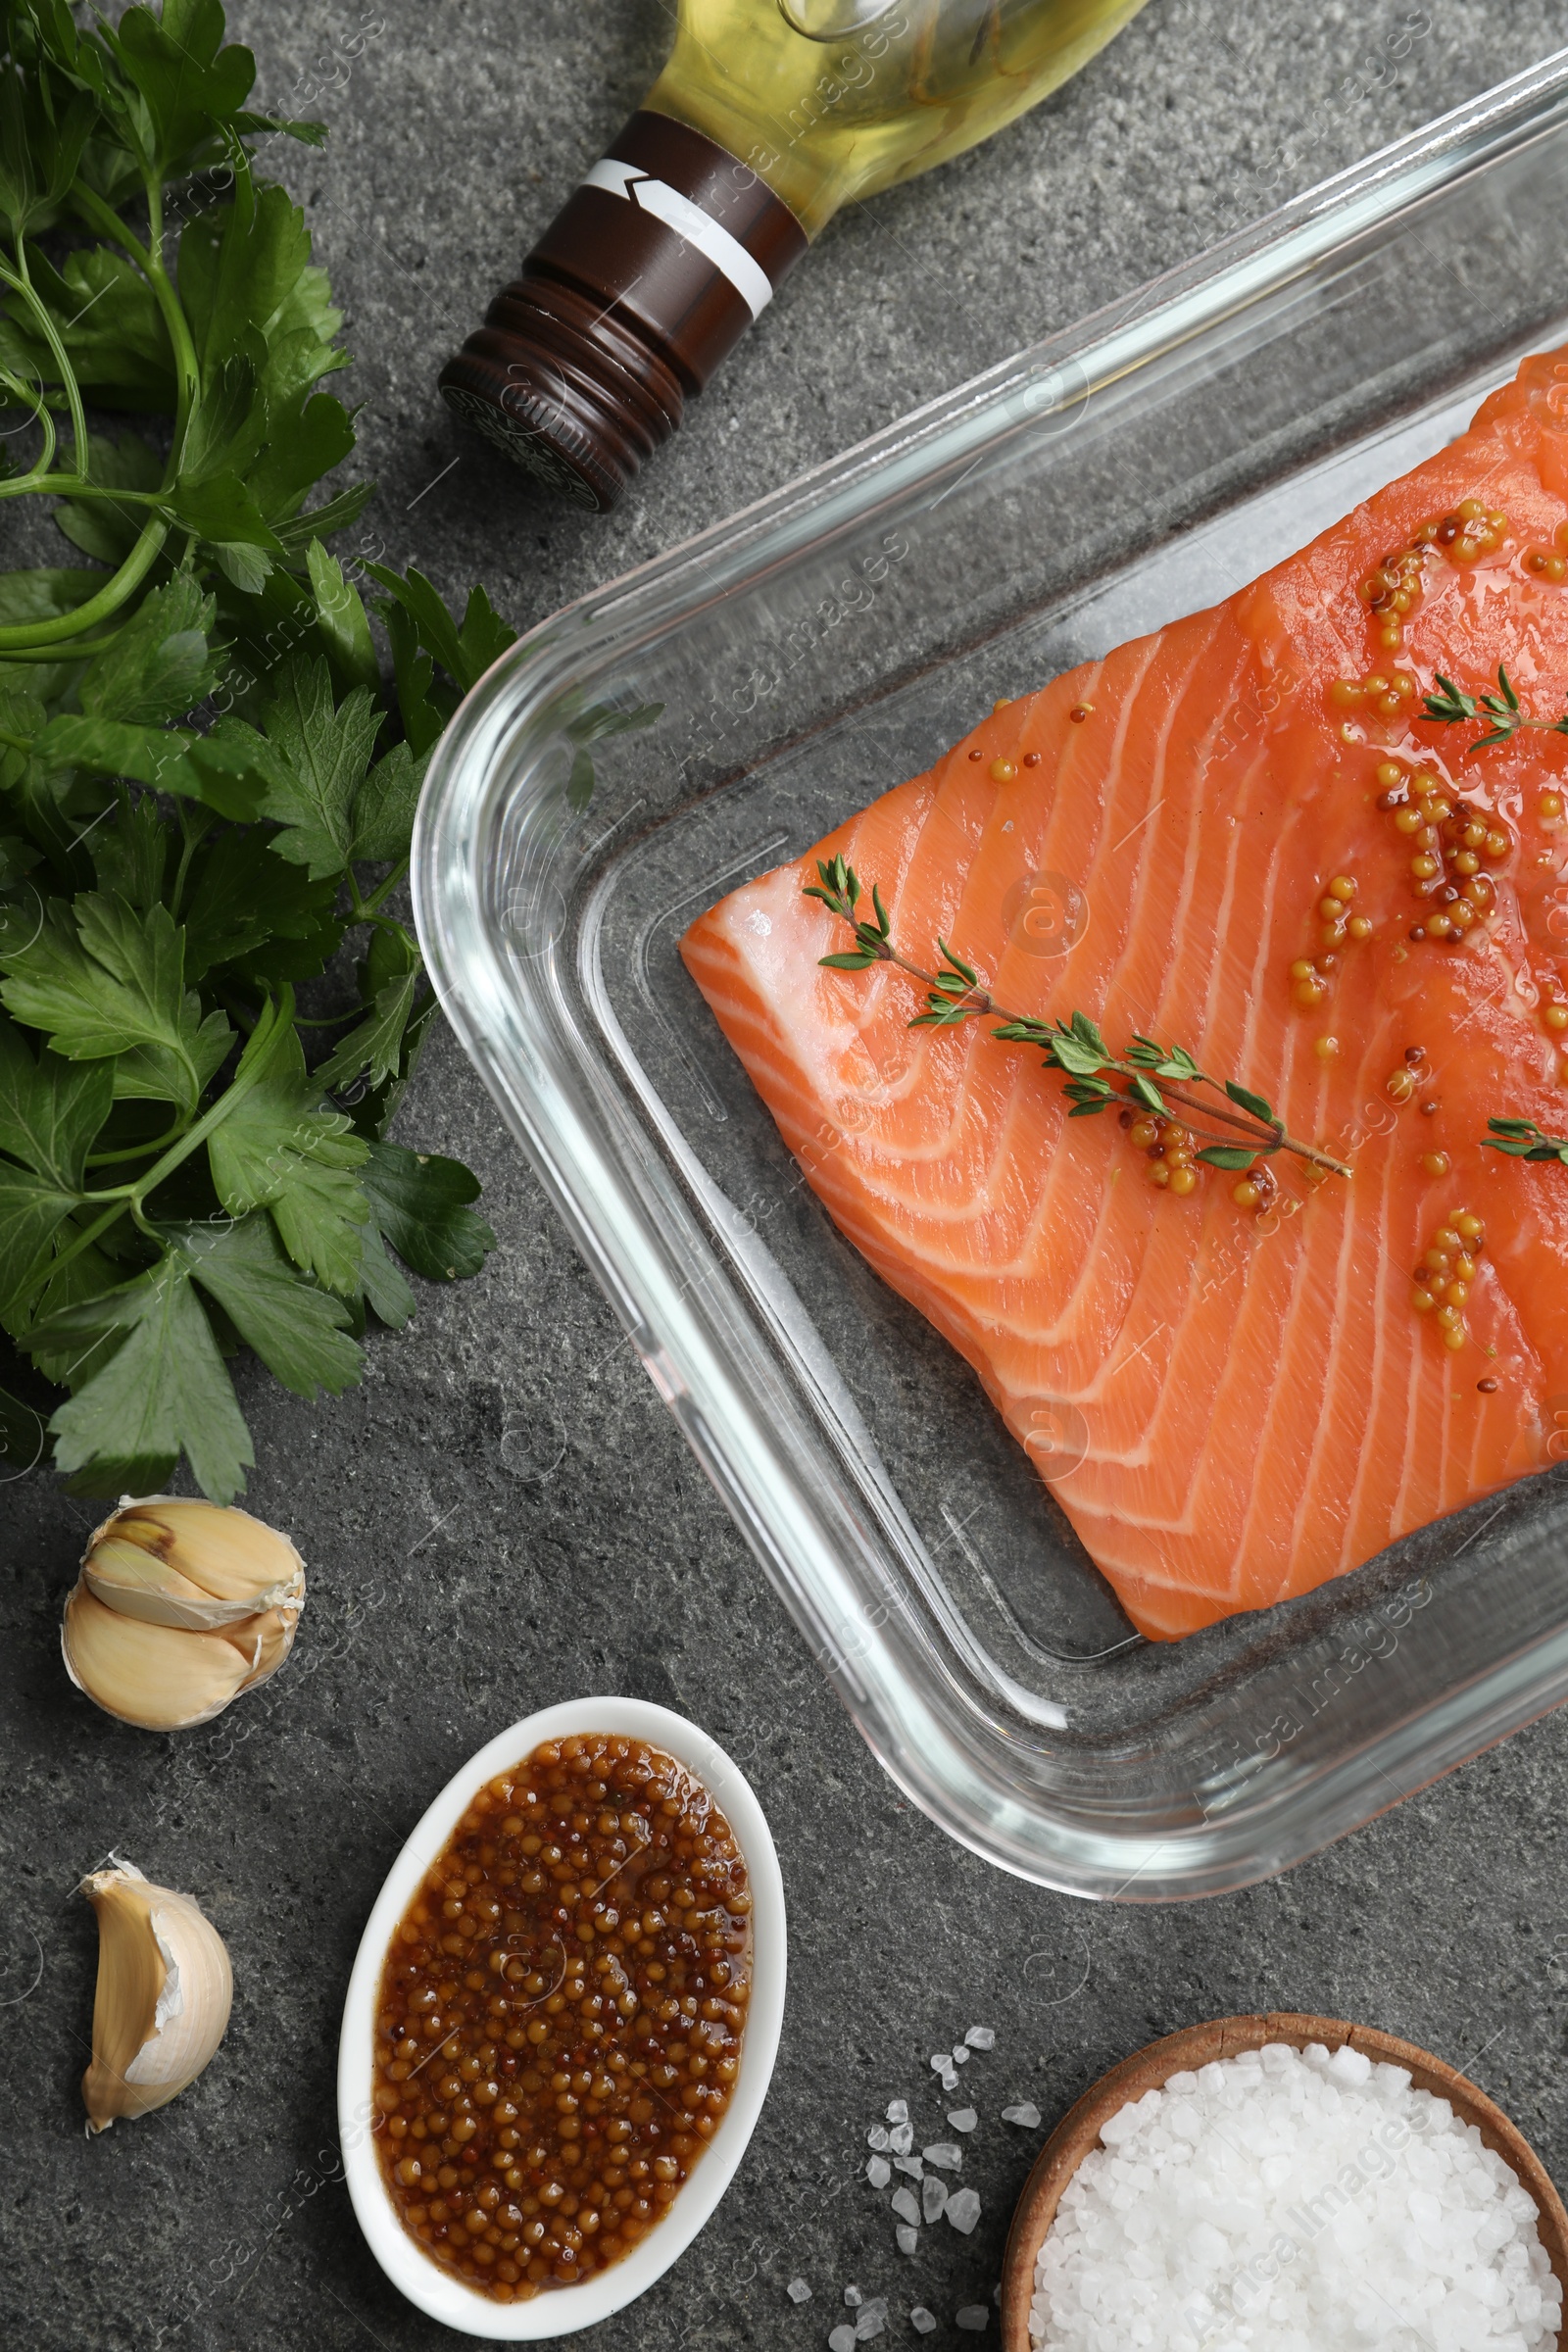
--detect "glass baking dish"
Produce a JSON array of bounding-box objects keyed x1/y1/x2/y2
[{"x1": 415, "y1": 50, "x2": 1568, "y2": 1900}]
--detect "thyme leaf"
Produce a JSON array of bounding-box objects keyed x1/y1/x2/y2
[
  {"x1": 1484, "y1": 1116, "x2": 1568, "y2": 1165},
  {"x1": 807, "y1": 861, "x2": 1351, "y2": 1180},
  {"x1": 1421, "y1": 664, "x2": 1568, "y2": 755}
]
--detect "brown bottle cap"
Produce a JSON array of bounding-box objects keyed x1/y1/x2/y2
[{"x1": 439, "y1": 110, "x2": 808, "y2": 512}]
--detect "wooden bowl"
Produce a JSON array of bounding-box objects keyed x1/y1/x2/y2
[{"x1": 1001, "y1": 2011, "x2": 1568, "y2": 2351}]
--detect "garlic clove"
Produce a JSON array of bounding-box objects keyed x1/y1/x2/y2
[
  {"x1": 85, "y1": 1497, "x2": 305, "y2": 1621},
  {"x1": 65, "y1": 1498, "x2": 306, "y2": 1732},
  {"x1": 63, "y1": 1588, "x2": 256, "y2": 1732},
  {"x1": 224, "y1": 1602, "x2": 299, "y2": 1692},
  {"x1": 82, "y1": 1538, "x2": 256, "y2": 1633},
  {"x1": 80, "y1": 1860, "x2": 232, "y2": 2132}
]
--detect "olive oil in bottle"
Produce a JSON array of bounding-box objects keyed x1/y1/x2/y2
[{"x1": 440, "y1": 0, "x2": 1150, "y2": 510}]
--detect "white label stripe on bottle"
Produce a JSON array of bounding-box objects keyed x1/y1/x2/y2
[{"x1": 580, "y1": 158, "x2": 775, "y2": 320}]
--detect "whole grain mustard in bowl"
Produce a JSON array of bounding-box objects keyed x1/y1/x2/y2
[{"x1": 339, "y1": 1696, "x2": 786, "y2": 2338}]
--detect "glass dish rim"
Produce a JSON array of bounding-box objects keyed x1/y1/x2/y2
[{"x1": 413, "y1": 47, "x2": 1568, "y2": 1901}]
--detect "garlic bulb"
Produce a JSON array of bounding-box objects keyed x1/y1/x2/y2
[
  {"x1": 80, "y1": 1860, "x2": 233, "y2": 2132},
  {"x1": 62, "y1": 1497, "x2": 305, "y2": 1732}
]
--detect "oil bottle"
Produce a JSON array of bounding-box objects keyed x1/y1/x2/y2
[{"x1": 440, "y1": 0, "x2": 1150, "y2": 510}]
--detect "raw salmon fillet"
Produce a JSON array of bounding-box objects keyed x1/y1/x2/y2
[{"x1": 681, "y1": 349, "x2": 1568, "y2": 1638}]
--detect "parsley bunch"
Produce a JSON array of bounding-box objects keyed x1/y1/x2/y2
[{"x1": 0, "y1": 0, "x2": 524, "y2": 1498}]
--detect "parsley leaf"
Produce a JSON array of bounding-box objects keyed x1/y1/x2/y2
[
  {"x1": 307, "y1": 541, "x2": 378, "y2": 693},
  {"x1": 0, "y1": 894, "x2": 232, "y2": 1111},
  {"x1": 0, "y1": 1009, "x2": 113, "y2": 1188},
  {"x1": 174, "y1": 1212, "x2": 363, "y2": 1397},
  {"x1": 316, "y1": 923, "x2": 420, "y2": 1091},
  {"x1": 362, "y1": 1141, "x2": 497, "y2": 1284},
  {"x1": 0, "y1": 0, "x2": 503, "y2": 1499},
  {"x1": 348, "y1": 740, "x2": 425, "y2": 863},
  {"x1": 206, "y1": 1015, "x2": 368, "y2": 1294},
  {"x1": 258, "y1": 654, "x2": 380, "y2": 876},
  {"x1": 36, "y1": 1250, "x2": 254, "y2": 1500},
  {"x1": 356, "y1": 1219, "x2": 416, "y2": 1328},
  {"x1": 365, "y1": 564, "x2": 517, "y2": 694},
  {"x1": 181, "y1": 826, "x2": 343, "y2": 982},
  {"x1": 0, "y1": 1159, "x2": 83, "y2": 1319}
]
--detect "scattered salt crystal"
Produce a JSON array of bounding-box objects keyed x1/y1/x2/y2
[
  {"x1": 948, "y1": 2107, "x2": 978, "y2": 2132},
  {"x1": 886, "y1": 2098, "x2": 908, "y2": 2125},
  {"x1": 844, "y1": 2286, "x2": 862, "y2": 2306},
  {"x1": 829, "y1": 2329, "x2": 856, "y2": 2352},
  {"x1": 1028, "y1": 2039, "x2": 1563, "y2": 2351},
  {"x1": 888, "y1": 2121, "x2": 914, "y2": 2155},
  {"x1": 940, "y1": 2065, "x2": 960, "y2": 2092},
  {"x1": 965, "y1": 2026, "x2": 996, "y2": 2050},
  {"x1": 956, "y1": 2309, "x2": 990, "y2": 2332},
  {"x1": 788, "y1": 2278, "x2": 812, "y2": 2303},
  {"x1": 911, "y1": 2311, "x2": 937, "y2": 2335},
  {"x1": 923, "y1": 2175, "x2": 949, "y2": 2223},
  {"x1": 929, "y1": 2051, "x2": 950, "y2": 2072},
  {"x1": 896, "y1": 2225, "x2": 919, "y2": 2256},
  {"x1": 951, "y1": 2043, "x2": 971, "y2": 2064},
  {"x1": 856, "y1": 2299, "x2": 888, "y2": 2340},
  {"x1": 866, "y1": 2124, "x2": 890, "y2": 2151},
  {"x1": 924, "y1": 2142, "x2": 962, "y2": 2171},
  {"x1": 946, "y1": 2186, "x2": 982, "y2": 2234},
  {"x1": 891, "y1": 2185, "x2": 921, "y2": 2227},
  {"x1": 894, "y1": 2156, "x2": 924, "y2": 2180},
  {"x1": 1002, "y1": 2102, "x2": 1042, "y2": 2129},
  {"x1": 866, "y1": 2155, "x2": 890, "y2": 2188}
]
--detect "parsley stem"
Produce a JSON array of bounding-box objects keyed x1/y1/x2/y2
[
  {"x1": 0, "y1": 365, "x2": 57, "y2": 476},
  {"x1": 0, "y1": 635, "x2": 124, "y2": 662},
  {"x1": 169, "y1": 806, "x2": 214, "y2": 923},
  {"x1": 0, "y1": 476, "x2": 164, "y2": 506},
  {"x1": 140, "y1": 177, "x2": 202, "y2": 454},
  {"x1": 69, "y1": 179, "x2": 202, "y2": 434},
  {"x1": 359, "y1": 858, "x2": 410, "y2": 917},
  {"x1": 0, "y1": 239, "x2": 88, "y2": 481},
  {"x1": 0, "y1": 173, "x2": 198, "y2": 659},
  {"x1": 86, "y1": 1121, "x2": 189, "y2": 1169},
  {"x1": 80, "y1": 993, "x2": 291, "y2": 1217},
  {"x1": 0, "y1": 516, "x2": 169, "y2": 650},
  {"x1": 30, "y1": 1199, "x2": 132, "y2": 1295}
]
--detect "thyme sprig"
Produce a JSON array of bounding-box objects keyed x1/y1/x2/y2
[
  {"x1": 1484, "y1": 1117, "x2": 1568, "y2": 1166},
  {"x1": 1421, "y1": 664, "x2": 1568, "y2": 754},
  {"x1": 805, "y1": 858, "x2": 1351, "y2": 1179}
]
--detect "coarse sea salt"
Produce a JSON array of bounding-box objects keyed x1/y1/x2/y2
[{"x1": 1029, "y1": 2040, "x2": 1563, "y2": 2352}]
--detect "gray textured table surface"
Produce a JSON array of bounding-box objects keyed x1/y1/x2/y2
[{"x1": 7, "y1": 3, "x2": 1568, "y2": 2346}]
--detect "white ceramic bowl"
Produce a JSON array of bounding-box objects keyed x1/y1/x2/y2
[{"x1": 338, "y1": 1696, "x2": 786, "y2": 2338}]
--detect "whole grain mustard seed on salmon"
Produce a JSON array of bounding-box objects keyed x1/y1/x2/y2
[{"x1": 681, "y1": 348, "x2": 1568, "y2": 1641}]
